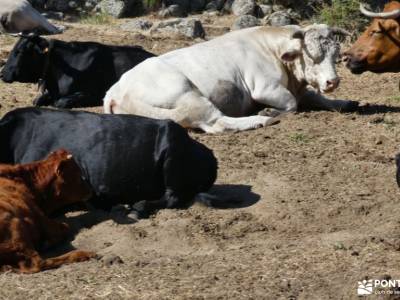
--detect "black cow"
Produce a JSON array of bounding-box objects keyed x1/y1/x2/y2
[
  {"x1": 0, "y1": 36, "x2": 155, "y2": 108},
  {"x1": 0, "y1": 108, "x2": 218, "y2": 217}
]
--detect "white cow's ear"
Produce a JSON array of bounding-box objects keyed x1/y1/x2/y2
[
  {"x1": 291, "y1": 30, "x2": 304, "y2": 40},
  {"x1": 281, "y1": 50, "x2": 301, "y2": 62}
]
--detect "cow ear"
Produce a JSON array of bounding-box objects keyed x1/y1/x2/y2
[
  {"x1": 291, "y1": 30, "x2": 304, "y2": 40},
  {"x1": 281, "y1": 49, "x2": 301, "y2": 62},
  {"x1": 56, "y1": 155, "x2": 73, "y2": 176}
]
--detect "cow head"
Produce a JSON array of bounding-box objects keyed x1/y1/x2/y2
[
  {"x1": 282, "y1": 24, "x2": 347, "y2": 93},
  {"x1": 344, "y1": 2, "x2": 400, "y2": 74},
  {"x1": 40, "y1": 149, "x2": 92, "y2": 214},
  {"x1": 0, "y1": 35, "x2": 49, "y2": 83}
]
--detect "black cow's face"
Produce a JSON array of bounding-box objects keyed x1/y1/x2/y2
[{"x1": 0, "y1": 36, "x2": 49, "y2": 83}]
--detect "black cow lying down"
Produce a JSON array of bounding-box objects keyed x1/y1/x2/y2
[
  {"x1": 0, "y1": 108, "x2": 218, "y2": 217},
  {"x1": 0, "y1": 36, "x2": 155, "y2": 108}
]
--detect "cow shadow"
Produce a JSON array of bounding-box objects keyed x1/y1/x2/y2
[
  {"x1": 207, "y1": 184, "x2": 261, "y2": 209},
  {"x1": 298, "y1": 102, "x2": 400, "y2": 114},
  {"x1": 355, "y1": 103, "x2": 400, "y2": 115},
  {"x1": 42, "y1": 184, "x2": 260, "y2": 258}
]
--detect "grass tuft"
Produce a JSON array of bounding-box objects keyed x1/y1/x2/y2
[{"x1": 80, "y1": 12, "x2": 114, "y2": 25}]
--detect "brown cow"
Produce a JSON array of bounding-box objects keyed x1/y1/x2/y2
[
  {"x1": 344, "y1": 2, "x2": 400, "y2": 74},
  {"x1": 0, "y1": 149, "x2": 95, "y2": 274}
]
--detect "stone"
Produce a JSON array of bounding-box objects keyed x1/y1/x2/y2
[
  {"x1": 231, "y1": 0, "x2": 256, "y2": 16},
  {"x1": 158, "y1": 4, "x2": 186, "y2": 17},
  {"x1": 258, "y1": 4, "x2": 272, "y2": 17},
  {"x1": 152, "y1": 18, "x2": 205, "y2": 39},
  {"x1": 205, "y1": 0, "x2": 225, "y2": 11},
  {"x1": 232, "y1": 15, "x2": 260, "y2": 30},
  {"x1": 120, "y1": 19, "x2": 153, "y2": 31},
  {"x1": 96, "y1": 0, "x2": 137, "y2": 18},
  {"x1": 266, "y1": 10, "x2": 293, "y2": 26}
]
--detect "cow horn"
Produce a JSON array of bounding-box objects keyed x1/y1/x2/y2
[
  {"x1": 331, "y1": 27, "x2": 351, "y2": 36},
  {"x1": 360, "y1": 3, "x2": 400, "y2": 19}
]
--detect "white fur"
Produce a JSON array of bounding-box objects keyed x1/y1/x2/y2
[{"x1": 104, "y1": 24, "x2": 346, "y2": 133}]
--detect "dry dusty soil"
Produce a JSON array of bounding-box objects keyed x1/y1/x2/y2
[{"x1": 1, "y1": 16, "x2": 400, "y2": 300}]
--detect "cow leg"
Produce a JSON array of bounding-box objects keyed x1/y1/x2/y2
[
  {"x1": 209, "y1": 115, "x2": 277, "y2": 133},
  {"x1": 55, "y1": 93, "x2": 99, "y2": 108},
  {"x1": 253, "y1": 85, "x2": 298, "y2": 117},
  {"x1": 300, "y1": 90, "x2": 359, "y2": 112},
  {"x1": 33, "y1": 91, "x2": 52, "y2": 106},
  {"x1": 131, "y1": 190, "x2": 191, "y2": 218}
]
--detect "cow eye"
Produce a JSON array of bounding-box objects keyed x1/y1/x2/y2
[{"x1": 371, "y1": 30, "x2": 383, "y2": 36}]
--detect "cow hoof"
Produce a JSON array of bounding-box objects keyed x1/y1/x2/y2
[
  {"x1": 131, "y1": 201, "x2": 151, "y2": 219},
  {"x1": 258, "y1": 108, "x2": 281, "y2": 118},
  {"x1": 344, "y1": 100, "x2": 359, "y2": 112}
]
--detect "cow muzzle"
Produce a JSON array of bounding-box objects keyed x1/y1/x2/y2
[
  {"x1": 343, "y1": 51, "x2": 368, "y2": 74},
  {"x1": 322, "y1": 77, "x2": 340, "y2": 93}
]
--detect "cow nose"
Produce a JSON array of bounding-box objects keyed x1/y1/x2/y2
[{"x1": 326, "y1": 78, "x2": 340, "y2": 91}]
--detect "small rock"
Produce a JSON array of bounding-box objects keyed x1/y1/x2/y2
[
  {"x1": 101, "y1": 254, "x2": 124, "y2": 266},
  {"x1": 265, "y1": 10, "x2": 294, "y2": 26},
  {"x1": 68, "y1": 1, "x2": 78, "y2": 9},
  {"x1": 232, "y1": 0, "x2": 256, "y2": 16},
  {"x1": 159, "y1": 4, "x2": 186, "y2": 17},
  {"x1": 258, "y1": 4, "x2": 273, "y2": 17},
  {"x1": 120, "y1": 19, "x2": 153, "y2": 31},
  {"x1": 232, "y1": 15, "x2": 260, "y2": 30},
  {"x1": 96, "y1": 0, "x2": 136, "y2": 18},
  {"x1": 205, "y1": 0, "x2": 225, "y2": 11},
  {"x1": 152, "y1": 18, "x2": 205, "y2": 39}
]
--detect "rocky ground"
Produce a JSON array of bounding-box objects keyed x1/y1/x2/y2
[{"x1": 1, "y1": 15, "x2": 400, "y2": 300}]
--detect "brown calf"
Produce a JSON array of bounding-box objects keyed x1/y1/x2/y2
[{"x1": 0, "y1": 149, "x2": 95, "y2": 273}]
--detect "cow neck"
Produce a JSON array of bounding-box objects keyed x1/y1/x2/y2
[{"x1": 39, "y1": 40, "x2": 54, "y2": 85}]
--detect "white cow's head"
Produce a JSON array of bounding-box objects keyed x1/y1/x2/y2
[{"x1": 281, "y1": 24, "x2": 349, "y2": 94}]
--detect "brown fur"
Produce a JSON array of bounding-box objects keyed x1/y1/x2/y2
[
  {"x1": 0, "y1": 149, "x2": 95, "y2": 273},
  {"x1": 345, "y1": 1, "x2": 400, "y2": 72}
]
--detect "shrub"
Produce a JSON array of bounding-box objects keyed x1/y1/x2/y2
[
  {"x1": 80, "y1": 12, "x2": 114, "y2": 25},
  {"x1": 314, "y1": 0, "x2": 370, "y2": 34}
]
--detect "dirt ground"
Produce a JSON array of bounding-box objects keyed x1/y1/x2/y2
[{"x1": 1, "y1": 16, "x2": 400, "y2": 300}]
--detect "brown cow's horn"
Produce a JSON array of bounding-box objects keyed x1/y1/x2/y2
[
  {"x1": 331, "y1": 27, "x2": 351, "y2": 36},
  {"x1": 360, "y1": 3, "x2": 400, "y2": 19}
]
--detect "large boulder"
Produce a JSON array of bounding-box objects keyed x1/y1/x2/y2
[
  {"x1": 152, "y1": 18, "x2": 205, "y2": 38},
  {"x1": 158, "y1": 4, "x2": 186, "y2": 17},
  {"x1": 96, "y1": 0, "x2": 138, "y2": 18},
  {"x1": 266, "y1": 10, "x2": 295, "y2": 26},
  {"x1": 232, "y1": 15, "x2": 259, "y2": 30},
  {"x1": 231, "y1": 0, "x2": 256, "y2": 16},
  {"x1": 120, "y1": 19, "x2": 153, "y2": 31}
]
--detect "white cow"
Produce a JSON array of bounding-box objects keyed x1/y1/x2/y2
[
  {"x1": 0, "y1": 0, "x2": 61, "y2": 35},
  {"x1": 104, "y1": 24, "x2": 358, "y2": 133}
]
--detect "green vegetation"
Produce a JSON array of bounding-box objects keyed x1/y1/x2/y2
[
  {"x1": 386, "y1": 95, "x2": 400, "y2": 103},
  {"x1": 290, "y1": 133, "x2": 310, "y2": 144},
  {"x1": 80, "y1": 12, "x2": 114, "y2": 25},
  {"x1": 314, "y1": 0, "x2": 369, "y2": 34},
  {"x1": 142, "y1": 0, "x2": 162, "y2": 11}
]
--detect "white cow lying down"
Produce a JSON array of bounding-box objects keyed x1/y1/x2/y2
[
  {"x1": 104, "y1": 24, "x2": 358, "y2": 133},
  {"x1": 0, "y1": 0, "x2": 61, "y2": 34}
]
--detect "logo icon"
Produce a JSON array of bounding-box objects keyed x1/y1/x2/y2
[{"x1": 358, "y1": 280, "x2": 373, "y2": 295}]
